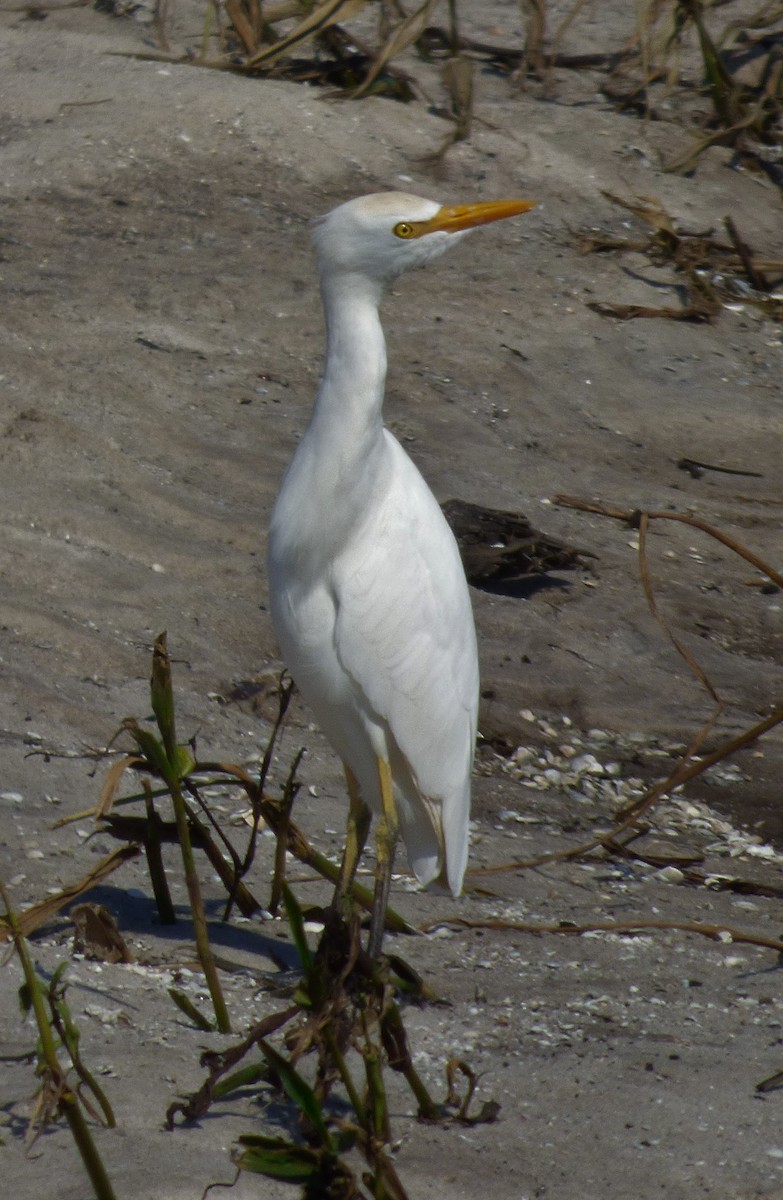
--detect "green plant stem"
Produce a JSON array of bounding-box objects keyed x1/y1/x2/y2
[
  {"x1": 1, "y1": 885, "x2": 119, "y2": 1200},
  {"x1": 400, "y1": 1059, "x2": 439, "y2": 1121},
  {"x1": 150, "y1": 633, "x2": 230, "y2": 1032},
  {"x1": 323, "y1": 1026, "x2": 365, "y2": 1125},
  {"x1": 168, "y1": 987, "x2": 215, "y2": 1032},
  {"x1": 4, "y1": 893, "x2": 58, "y2": 1070},
  {"x1": 48, "y1": 1001, "x2": 116, "y2": 1128},
  {"x1": 57, "y1": 1092, "x2": 120, "y2": 1200},
  {"x1": 364, "y1": 1044, "x2": 391, "y2": 1144},
  {"x1": 143, "y1": 782, "x2": 176, "y2": 924},
  {"x1": 168, "y1": 775, "x2": 231, "y2": 1032}
]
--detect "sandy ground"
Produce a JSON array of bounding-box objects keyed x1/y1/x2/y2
[{"x1": 2, "y1": 2, "x2": 783, "y2": 1197}]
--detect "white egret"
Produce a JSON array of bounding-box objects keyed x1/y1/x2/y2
[{"x1": 268, "y1": 192, "x2": 535, "y2": 953}]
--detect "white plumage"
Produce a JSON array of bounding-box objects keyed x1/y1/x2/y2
[{"x1": 268, "y1": 192, "x2": 534, "y2": 950}]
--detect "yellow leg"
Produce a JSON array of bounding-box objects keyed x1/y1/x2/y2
[
  {"x1": 334, "y1": 764, "x2": 371, "y2": 907},
  {"x1": 368, "y1": 756, "x2": 398, "y2": 958}
]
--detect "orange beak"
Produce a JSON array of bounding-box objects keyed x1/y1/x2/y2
[{"x1": 419, "y1": 198, "x2": 536, "y2": 236}]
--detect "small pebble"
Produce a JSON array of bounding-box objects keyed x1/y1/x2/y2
[
  {"x1": 746, "y1": 844, "x2": 777, "y2": 860},
  {"x1": 654, "y1": 866, "x2": 684, "y2": 884},
  {"x1": 571, "y1": 753, "x2": 604, "y2": 775}
]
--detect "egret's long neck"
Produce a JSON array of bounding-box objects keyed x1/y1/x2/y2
[
  {"x1": 315, "y1": 272, "x2": 388, "y2": 442},
  {"x1": 274, "y1": 270, "x2": 394, "y2": 564}
]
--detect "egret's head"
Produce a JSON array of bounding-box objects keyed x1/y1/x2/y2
[{"x1": 312, "y1": 192, "x2": 535, "y2": 287}]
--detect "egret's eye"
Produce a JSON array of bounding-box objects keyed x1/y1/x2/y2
[{"x1": 393, "y1": 221, "x2": 416, "y2": 239}]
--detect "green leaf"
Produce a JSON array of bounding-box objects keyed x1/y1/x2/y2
[
  {"x1": 122, "y1": 719, "x2": 170, "y2": 777},
  {"x1": 150, "y1": 632, "x2": 178, "y2": 761},
  {"x1": 18, "y1": 980, "x2": 33, "y2": 1015},
  {"x1": 54, "y1": 999, "x2": 81, "y2": 1056},
  {"x1": 387, "y1": 953, "x2": 443, "y2": 1002},
  {"x1": 238, "y1": 1132, "x2": 292, "y2": 1147},
  {"x1": 236, "y1": 1135, "x2": 321, "y2": 1182},
  {"x1": 50, "y1": 961, "x2": 70, "y2": 988},
  {"x1": 258, "y1": 1039, "x2": 330, "y2": 1143},
  {"x1": 168, "y1": 988, "x2": 215, "y2": 1032},
  {"x1": 281, "y1": 884, "x2": 313, "y2": 974},
  {"x1": 121, "y1": 719, "x2": 194, "y2": 784},
  {"x1": 212, "y1": 1062, "x2": 272, "y2": 1100},
  {"x1": 172, "y1": 744, "x2": 196, "y2": 778}
]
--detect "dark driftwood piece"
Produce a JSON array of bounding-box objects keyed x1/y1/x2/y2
[{"x1": 441, "y1": 498, "x2": 590, "y2": 589}]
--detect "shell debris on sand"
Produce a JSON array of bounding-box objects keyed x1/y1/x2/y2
[{"x1": 478, "y1": 710, "x2": 779, "y2": 875}]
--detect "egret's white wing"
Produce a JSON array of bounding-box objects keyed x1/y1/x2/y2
[{"x1": 332, "y1": 436, "x2": 478, "y2": 889}]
